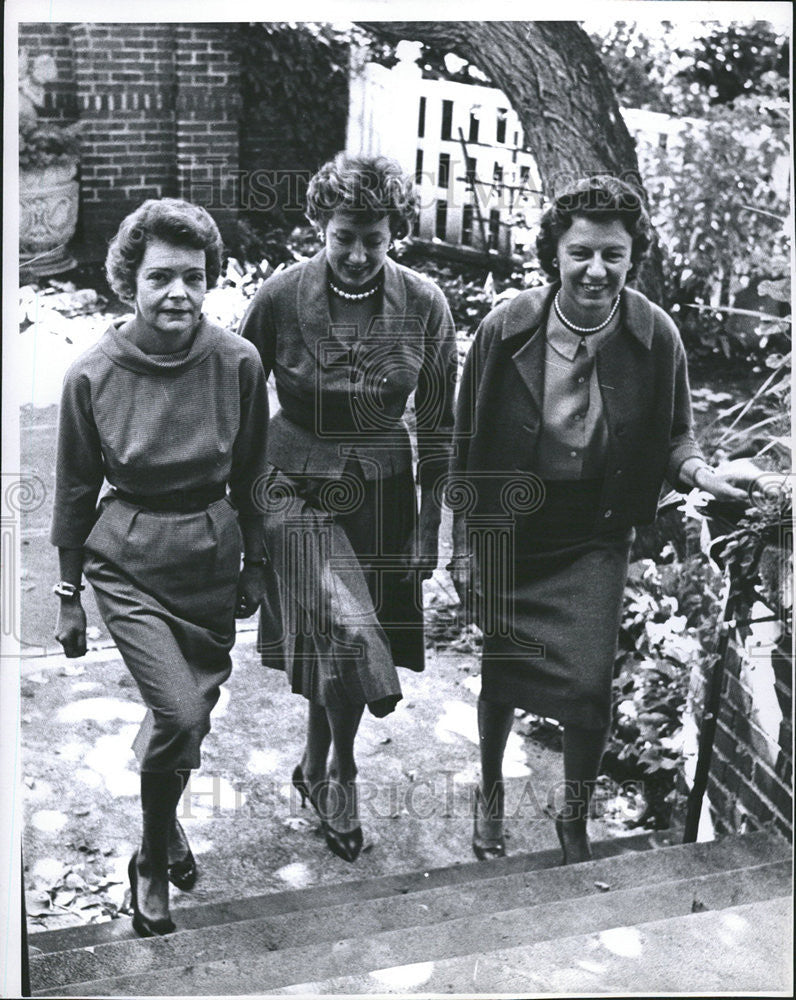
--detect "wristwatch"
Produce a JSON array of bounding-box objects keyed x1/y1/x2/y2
[{"x1": 53, "y1": 581, "x2": 84, "y2": 599}]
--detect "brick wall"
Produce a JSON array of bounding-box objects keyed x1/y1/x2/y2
[
  {"x1": 705, "y1": 583, "x2": 793, "y2": 840},
  {"x1": 19, "y1": 22, "x2": 77, "y2": 120},
  {"x1": 71, "y1": 23, "x2": 178, "y2": 243},
  {"x1": 17, "y1": 21, "x2": 241, "y2": 251},
  {"x1": 174, "y1": 24, "x2": 240, "y2": 239}
]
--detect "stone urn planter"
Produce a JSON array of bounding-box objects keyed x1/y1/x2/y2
[
  {"x1": 19, "y1": 50, "x2": 82, "y2": 277},
  {"x1": 19, "y1": 159, "x2": 80, "y2": 276}
]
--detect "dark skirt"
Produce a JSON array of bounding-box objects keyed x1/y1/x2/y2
[
  {"x1": 82, "y1": 494, "x2": 240, "y2": 771},
  {"x1": 258, "y1": 460, "x2": 424, "y2": 717},
  {"x1": 477, "y1": 480, "x2": 633, "y2": 730}
]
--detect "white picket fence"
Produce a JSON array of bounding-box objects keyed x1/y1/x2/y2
[{"x1": 347, "y1": 47, "x2": 543, "y2": 257}]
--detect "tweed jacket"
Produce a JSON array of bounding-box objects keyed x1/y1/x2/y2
[
  {"x1": 238, "y1": 249, "x2": 457, "y2": 490},
  {"x1": 451, "y1": 283, "x2": 704, "y2": 530}
]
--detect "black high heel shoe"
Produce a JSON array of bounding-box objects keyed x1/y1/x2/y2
[
  {"x1": 292, "y1": 764, "x2": 324, "y2": 820},
  {"x1": 324, "y1": 823, "x2": 363, "y2": 863},
  {"x1": 294, "y1": 765, "x2": 363, "y2": 862},
  {"x1": 320, "y1": 774, "x2": 363, "y2": 863},
  {"x1": 472, "y1": 787, "x2": 506, "y2": 861},
  {"x1": 128, "y1": 852, "x2": 175, "y2": 938},
  {"x1": 555, "y1": 813, "x2": 592, "y2": 866},
  {"x1": 168, "y1": 819, "x2": 197, "y2": 892}
]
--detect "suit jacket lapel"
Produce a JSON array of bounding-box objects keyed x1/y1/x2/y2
[
  {"x1": 296, "y1": 250, "x2": 331, "y2": 358},
  {"x1": 296, "y1": 251, "x2": 410, "y2": 356},
  {"x1": 501, "y1": 284, "x2": 555, "y2": 414},
  {"x1": 510, "y1": 328, "x2": 545, "y2": 414}
]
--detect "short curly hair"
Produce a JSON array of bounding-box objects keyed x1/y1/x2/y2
[
  {"x1": 305, "y1": 153, "x2": 417, "y2": 240},
  {"x1": 536, "y1": 175, "x2": 652, "y2": 281},
  {"x1": 105, "y1": 198, "x2": 223, "y2": 305}
]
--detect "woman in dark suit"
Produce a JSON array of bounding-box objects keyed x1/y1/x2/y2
[
  {"x1": 449, "y1": 176, "x2": 755, "y2": 864},
  {"x1": 51, "y1": 198, "x2": 269, "y2": 934},
  {"x1": 239, "y1": 153, "x2": 457, "y2": 861}
]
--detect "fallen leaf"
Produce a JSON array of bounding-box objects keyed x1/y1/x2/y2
[
  {"x1": 60, "y1": 663, "x2": 86, "y2": 677},
  {"x1": 282, "y1": 816, "x2": 312, "y2": 832}
]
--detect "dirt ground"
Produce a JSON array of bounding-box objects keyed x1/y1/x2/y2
[
  {"x1": 18, "y1": 397, "x2": 637, "y2": 938},
  {"x1": 23, "y1": 620, "x2": 633, "y2": 935}
]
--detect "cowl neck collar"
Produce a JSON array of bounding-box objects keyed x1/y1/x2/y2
[{"x1": 100, "y1": 315, "x2": 222, "y2": 374}]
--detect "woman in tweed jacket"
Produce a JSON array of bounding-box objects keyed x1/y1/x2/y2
[{"x1": 239, "y1": 154, "x2": 457, "y2": 862}]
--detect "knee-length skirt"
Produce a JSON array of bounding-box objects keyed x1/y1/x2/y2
[
  {"x1": 477, "y1": 480, "x2": 633, "y2": 730},
  {"x1": 82, "y1": 494, "x2": 242, "y2": 772},
  {"x1": 257, "y1": 461, "x2": 425, "y2": 717}
]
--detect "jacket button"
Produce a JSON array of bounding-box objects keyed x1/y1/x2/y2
[
  {"x1": 615, "y1": 469, "x2": 623, "y2": 477},
  {"x1": 604, "y1": 509, "x2": 613, "y2": 518}
]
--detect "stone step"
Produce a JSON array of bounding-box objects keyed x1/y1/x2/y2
[
  {"x1": 29, "y1": 831, "x2": 786, "y2": 993},
  {"x1": 31, "y1": 835, "x2": 790, "y2": 995},
  {"x1": 275, "y1": 896, "x2": 794, "y2": 995},
  {"x1": 30, "y1": 828, "x2": 667, "y2": 955}
]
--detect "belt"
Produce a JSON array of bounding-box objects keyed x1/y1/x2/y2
[{"x1": 112, "y1": 482, "x2": 227, "y2": 512}]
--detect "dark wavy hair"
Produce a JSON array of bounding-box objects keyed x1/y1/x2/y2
[
  {"x1": 105, "y1": 198, "x2": 224, "y2": 305},
  {"x1": 306, "y1": 153, "x2": 417, "y2": 240},
  {"x1": 536, "y1": 176, "x2": 652, "y2": 281}
]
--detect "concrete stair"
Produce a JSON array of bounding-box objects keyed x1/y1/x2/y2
[{"x1": 28, "y1": 829, "x2": 792, "y2": 996}]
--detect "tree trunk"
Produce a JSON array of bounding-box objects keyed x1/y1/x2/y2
[{"x1": 357, "y1": 20, "x2": 665, "y2": 303}]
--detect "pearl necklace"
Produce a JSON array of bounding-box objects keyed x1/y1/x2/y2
[
  {"x1": 554, "y1": 290, "x2": 620, "y2": 334},
  {"x1": 329, "y1": 280, "x2": 382, "y2": 301}
]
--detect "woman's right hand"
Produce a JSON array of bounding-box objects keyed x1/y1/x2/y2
[
  {"x1": 56, "y1": 600, "x2": 87, "y2": 658},
  {"x1": 447, "y1": 553, "x2": 473, "y2": 614}
]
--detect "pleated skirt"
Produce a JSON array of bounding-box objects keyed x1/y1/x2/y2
[
  {"x1": 257, "y1": 460, "x2": 425, "y2": 717},
  {"x1": 477, "y1": 480, "x2": 633, "y2": 730},
  {"x1": 82, "y1": 494, "x2": 241, "y2": 771}
]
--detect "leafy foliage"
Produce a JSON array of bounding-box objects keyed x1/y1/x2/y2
[
  {"x1": 646, "y1": 96, "x2": 789, "y2": 362},
  {"x1": 676, "y1": 22, "x2": 789, "y2": 106},
  {"x1": 20, "y1": 118, "x2": 82, "y2": 170},
  {"x1": 589, "y1": 21, "x2": 684, "y2": 115},
  {"x1": 606, "y1": 555, "x2": 722, "y2": 828},
  {"x1": 591, "y1": 19, "x2": 789, "y2": 115},
  {"x1": 18, "y1": 47, "x2": 81, "y2": 170},
  {"x1": 707, "y1": 485, "x2": 793, "y2": 613},
  {"x1": 235, "y1": 23, "x2": 350, "y2": 226},
  {"x1": 591, "y1": 19, "x2": 791, "y2": 364}
]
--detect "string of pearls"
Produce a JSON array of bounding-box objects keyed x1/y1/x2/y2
[
  {"x1": 554, "y1": 290, "x2": 620, "y2": 334},
  {"x1": 328, "y1": 281, "x2": 382, "y2": 301}
]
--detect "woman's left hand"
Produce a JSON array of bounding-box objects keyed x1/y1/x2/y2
[
  {"x1": 235, "y1": 564, "x2": 267, "y2": 618},
  {"x1": 403, "y1": 499, "x2": 440, "y2": 583},
  {"x1": 696, "y1": 458, "x2": 762, "y2": 504}
]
